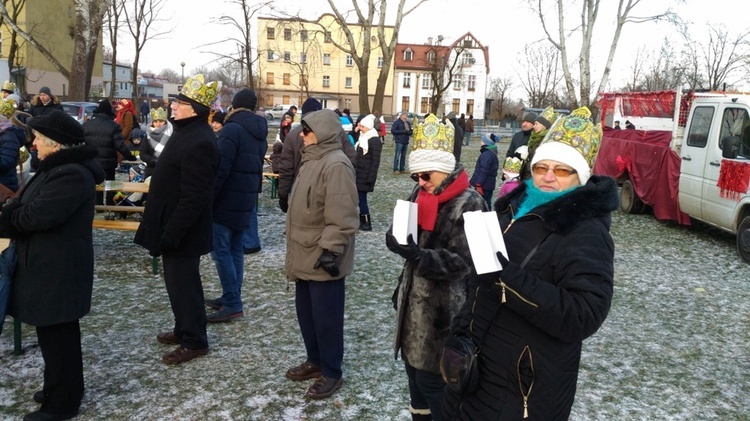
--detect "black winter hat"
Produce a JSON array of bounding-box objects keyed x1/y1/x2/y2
[
  {"x1": 95, "y1": 99, "x2": 114, "y2": 117},
  {"x1": 39, "y1": 86, "x2": 51, "y2": 96},
  {"x1": 29, "y1": 110, "x2": 85, "y2": 146},
  {"x1": 522, "y1": 112, "x2": 537, "y2": 124},
  {"x1": 301, "y1": 97, "x2": 322, "y2": 114},
  {"x1": 212, "y1": 111, "x2": 226, "y2": 124},
  {"x1": 231, "y1": 88, "x2": 257, "y2": 111}
]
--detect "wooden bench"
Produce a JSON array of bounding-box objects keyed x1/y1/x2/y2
[
  {"x1": 92, "y1": 219, "x2": 141, "y2": 231},
  {"x1": 263, "y1": 172, "x2": 279, "y2": 199},
  {"x1": 95, "y1": 205, "x2": 145, "y2": 213}
]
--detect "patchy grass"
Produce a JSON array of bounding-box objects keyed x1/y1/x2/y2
[{"x1": 2, "y1": 139, "x2": 750, "y2": 419}]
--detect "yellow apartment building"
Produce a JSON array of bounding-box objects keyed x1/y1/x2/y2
[
  {"x1": 257, "y1": 14, "x2": 394, "y2": 114},
  {"x1": 0, "y1": 0, "x2": 102, "y2": 99}
]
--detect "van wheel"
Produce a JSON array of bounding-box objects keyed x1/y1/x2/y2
[
  {"x1": 620, "y1": 180, "x2": 646, "y2": 214},
  {"x1": 736, "y1": 216, "x2": 750, "y2": 263}
]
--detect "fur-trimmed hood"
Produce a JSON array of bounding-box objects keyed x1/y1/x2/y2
[
  {"x1": 494, "y1": 175, "x2": 619, "y2": 235},
  {"x1": 37, "y1": 144, "x2": 105, "y2": 184},
  {"x1": 30, "y1": 94, "x2": 61, "y2": 107}
]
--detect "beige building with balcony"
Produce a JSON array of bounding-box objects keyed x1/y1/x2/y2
[{"x1": 257, "y1": 14, "x2": 394, "y2": 114}]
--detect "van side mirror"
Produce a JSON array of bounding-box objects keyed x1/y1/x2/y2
[{"x1": 722, "y1": 136, "x2": 739, "y2": 159}]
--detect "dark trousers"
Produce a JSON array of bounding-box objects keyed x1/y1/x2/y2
[
  {"x1": 36, "y1": 320, "x2": 84, "y2": 414},
  {"x1": 405, "y1": 362, "x2": 445, "y2": 421},
  {"x1": 295, "y1": 278, "x2": 345, "y2": 379},
  {"x1": 162, "y1": 254, "x2": 208, "y2": 350}
]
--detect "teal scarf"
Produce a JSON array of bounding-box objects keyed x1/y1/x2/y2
[{"x1": 515, "y1": 179, "x2": 579, "y2": 218}]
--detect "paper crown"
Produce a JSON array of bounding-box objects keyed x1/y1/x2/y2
[
  {"x1": 150, "y1": 107, "x2": 167, "y2": 121},
  {"x1": 0, "y1": 98, "x2": 16, "y2": 118},
  {"x1": 503, "y1": 156, "x2": 523, "y2": 176},
  {"x1": 1, "y1": 80, "x2": 15, "y2": 92},
  {"x1": 180, "y1": 74, "x2": 219, "y2": 108},
  {"x1": 535, "y1": 106, "x2": 558, "y2": 129},
  {"x1": 411, "y1": 113, "x2": 454, "y2": 153},
  {"x1": 539, "y1": 106, "x2": 602, "y2": 170}
]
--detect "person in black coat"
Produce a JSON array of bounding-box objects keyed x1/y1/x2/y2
[
  {"x1": 506, "y1": 111, "x2": 536, "y2": 160},
  {"x1": 204, "y1": 88, "x2": 268, "y2": 322},
  {"x1": 29, "y1": 86, "x2": 64, "y2": 117},
  {"x1": 0, "y1": 110, "x2": 105, "y2": 420},
  {"x1": 353, "y1": 114, "x2": 382, "y2": 231},
  {"x1": 469, "y1": 141, "x2": 499, "y2": 208},
  {"x1": 443, "y1": 107, "x2": 618, "y2": 420},
  {"x1": 134, "y1": 74, "x2": 219, "y2": 365}
]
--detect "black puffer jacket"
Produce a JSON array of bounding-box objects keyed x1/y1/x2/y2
[
  {"x1": 443, "y1": 176, "x2": 618, "y2": 420},
  {"x1": 354, "y1": 129, "x2": 382, "y2": 193},
  {"x1": 83, "y1": 113, "x2": 136, "y2": 177}
]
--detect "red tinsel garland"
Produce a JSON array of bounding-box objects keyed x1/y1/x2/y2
[{"x1": 717, "y1": 160, "x2": 750, "y2": 200}]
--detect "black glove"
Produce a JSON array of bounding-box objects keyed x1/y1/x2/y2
[
  {"x1": 0, "y1": 199, "x2": 22, "y2": 231},
  {"x1": 385, "y1": 231, "x2": 421, "y2": 262},
  {"x1": 159, "y1": 235, "x2": 180, "y2": 255},
  {"x1": 314, "y1": 249, "x2": 340, "y2": 278},
  {"x1": 279, "y1": 195, "x2": 289, "y2": 213},
  {"x1": 496, "y1": 251, "x2": 509, "y2": 268}
]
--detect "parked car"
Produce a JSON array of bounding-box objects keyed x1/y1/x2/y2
[
  {"x1": 265, "y1": 104, "x2": 296, "y2": 121},
  {"x1": 62, "y1": 101, "x2": 98, "y2": 124}
]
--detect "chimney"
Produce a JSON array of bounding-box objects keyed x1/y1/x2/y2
[{"x1": 427, "y1": 37, "x2": 433, "y2": 45}]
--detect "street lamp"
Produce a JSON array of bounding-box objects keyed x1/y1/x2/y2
[{"x1": 180, "y1": 62, "x2": 185, "y2": 84}]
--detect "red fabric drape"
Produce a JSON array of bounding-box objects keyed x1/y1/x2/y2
[{"x1": 717, "y1": 160, "x2": 750, "y2": 201}]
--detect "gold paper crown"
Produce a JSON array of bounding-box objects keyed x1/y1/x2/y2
[
  {"x1": 503, "y1": 156, "x2": 523, "y2": 175},
  {"x1": 542, "y1": 106, "x2": 602, "y2": 168},
  {"x1": 536, "y1": 106, "x2": 559, "y2": 128},
  {"x1": 0, "y1": 98, "x2": 16, "y2": 118},
  {"x1": 150, "y1": 107, "x2": 167, "y2": 121},
  {"x1": 180, "y1": 74, "x2": 219, "y2": 107},
  {"x1": 411, "y1": 113, "x2": 454, "y2": 153},
  {"x1": 1, "y1": 80, "x2": 15, "y2": 92}
]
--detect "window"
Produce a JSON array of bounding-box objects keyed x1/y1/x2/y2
[
  {"x1": 377, "y1": 56, "x2": 383, "y2": 68},
  {"x1": 266, "y1": 72, "x2": 274, "y2": 85},
  {"x1": 453, "y1": 74, "x2": 462, "y2": 90},
  {"x1": 300, "y1": 30, "x2": 308, "y2": 42},
  {"x1": 420, "y1": 97, "x2": 431, "y2": 114},
  {"x1": 346, "y1": 55, "x2": 353, "y2": 66},
  {"x1": 266, "y1": 27, "x2": 275, "y2": 39},
  {"x1": 283, "y1": 52, "x2": 291, "y2": 62},
  {"x1": 466, "y1": 99, "x2": 474, "y2": 116},
  {"x1": 299, "y1": 74, "x2": 308, "y2": 86},
  {"x1": 427, "y1": 51, "x2": 436, "y2": 62},
  {"x1": 403, "y1": 72, "x2": 411, "y2": 88},
  {"x1": 267, "y1": 50, "x2": 275, "y2": 61},
  {"x1": 452, "y1": 99, "x2": 460, "y2": 114},
  {"x1": 404, "y1": 48, "x2": 413, "y2": 61},
  {"x1": 421, "y1": 75, "x2": 433, "y2": 90},
  {"x1": 284, "y1": 28, "x2": 292, "y2": 41},
  {"x1": 324, "y1": 31, "x2": 332, "y2": 43},
  {"x1": 300, "y1": 53, "x2": 307, "y2": 63},
  {"x1": 283, "y1": 73, "x2": 291, "y2": 85},
  {"x1": 686, "y1": 106, "x2": 714, "y2": 148},
  {"x1": 467, "y1": 75, "x2": 476, "y2": 91},
  {"x1": 462, "y1": 52, "x2": 474, "y2": 66},
  {"x1": 265, "y1": 95, "x2": 274, "y2": 107},
  {"x1": 283, "y1": 95, "x2": 290, "y2": 105},
  {"x1": 401, "y1": 96, "x2": 410, "y2": 113},
  {"x1": 323, "y1": 75, "x2": 330, "y2": 88},
  {"x1": 345, "y1": 77, "x2": 352, "y2": 88},
  {"x1": 323, "y1": 53, "x2": 331, "y2": 65},
  {"x1": 720, "y1": 107, "x2": 750, "y2": 156}
]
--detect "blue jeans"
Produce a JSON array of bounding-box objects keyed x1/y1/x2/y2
[
  {"x1": 393, "y1": 142, "x2": 408, "y2": 172},
  {"x1": 243, "y1": 205, "x2": 260, "y2": 249},
  {"x1": 358, "y1": 191, "x2": 370, "y2": 215},
  {"x1": 482, "y1": 189, "x2": 494, "y2": 209},
  {"x1": 210, "y1": 222, "x2": 245, "y2": 312},
  {"x1": 463, "y1": 131, "x2": 472, "y2": 146}
]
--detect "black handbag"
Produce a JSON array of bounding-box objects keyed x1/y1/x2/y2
[{"x1": 440, "y1": 235, "x2": 548, "y2": 394}]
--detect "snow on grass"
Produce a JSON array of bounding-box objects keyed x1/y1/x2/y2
[{"x1": 2, "y1": 140, "x2": 750, "y2": 419}]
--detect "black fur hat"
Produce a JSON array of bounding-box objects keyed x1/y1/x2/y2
[{"x1": 28, "y1": 110, "x2": 85, "y2": 146}]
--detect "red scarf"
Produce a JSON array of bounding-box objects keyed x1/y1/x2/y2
[{"x1": 416, "y1": 170, "x2": 470, "y2": 231}]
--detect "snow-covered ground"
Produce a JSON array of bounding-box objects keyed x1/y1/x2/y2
[{"x1": 1, "y1": 140, "x2": 749, "y2": 420}]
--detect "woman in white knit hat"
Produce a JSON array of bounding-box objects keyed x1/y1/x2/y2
[
  {"x1": 353, "y1": 113, "x2": 382, "y2": 231},
  {"x1": 443, "y1": 107, "x2": 618, "y2": 420}
]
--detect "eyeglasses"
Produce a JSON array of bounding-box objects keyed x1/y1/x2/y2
[
  {"x1": 410, "y1": 172, "x2": 433, "y2": 182},
  {"x1": 301, "y1": 124, "x2": 313, "y2": 136},
  {"x1": 532, "y1": 164, "x2": 577, "y2": 177},
  {"x1": 171, "y1": 99, "x2": 191, "y2": 107}
]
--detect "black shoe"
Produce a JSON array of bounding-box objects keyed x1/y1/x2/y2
[
  {"x1": 204, "y1": 297, "x2": 223, "y2": 310},
  {"x1": 243, "y1": 246, "x2": 261, "y2": 255},
  {"x1": 23, "y1": 409, "x2": 79, "y2": 421},
  {"x1": 33, "y1": 390, "x2": 44, "y2": 403},
  {"x1": 358, "y1": 214, "x2": 372, "y2": 231},
  {"x1": 206, "y1": 307, "x2": 244, "y2": 323}
]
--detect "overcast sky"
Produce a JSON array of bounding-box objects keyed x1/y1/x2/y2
[{"x1": 116, "y1": 0, "x2": 746, "y2": 95}]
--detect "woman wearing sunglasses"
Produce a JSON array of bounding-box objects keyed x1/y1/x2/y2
[
  {"x1": 385, "y1": 114, "x2": 487, "y2": 420},
  {"x1": 443, "y1": 107, "x2": 618, "y2": 420}
]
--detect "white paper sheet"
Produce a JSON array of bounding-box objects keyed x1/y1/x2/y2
[
  {"x1": 392, "y1": 199, "x2": 418, "y2": 245},
  {"x1": 463, "y1": 210, "x2": 508, "y2": 274}
]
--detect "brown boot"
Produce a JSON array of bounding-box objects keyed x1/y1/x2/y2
[
  {"x1": 285, "y1": 360, "x2": 322, "y2": 381},
  {"x1": 306, "y1": 376, "x2": 343, "y2": 399}
]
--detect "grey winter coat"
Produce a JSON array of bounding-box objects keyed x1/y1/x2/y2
[
  {"x1": 284, "y1": 110, "x2": 358, "y2": 282},
  {"x1": 391, "y1": 164, "x2": 487, "y2": 374}
]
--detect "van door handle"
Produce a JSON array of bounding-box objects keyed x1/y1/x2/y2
[
  {"x1": 682, "y1": 156, "x2": 691, "y2": 161},
  {"x1": 710, "y1": 161, "x2": 721, "y2": 166}
]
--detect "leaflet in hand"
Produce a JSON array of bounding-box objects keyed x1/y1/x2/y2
[
  {"x1": 463, "y1": 210, "x2": 508, "y2": 274},
  {"x1": 392, "y1": 199, "x2": 418, "y2": 245}
]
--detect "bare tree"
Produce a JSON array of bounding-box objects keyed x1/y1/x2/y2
[
  {"x1": 69, "y1": 0, "x2": 109, "y2": 101},
  {"x1": 158, "y1": 68, "x2": 180, "y2": 83},
  {"x1": 321, "y1": 0, "x2": 428, "y2": 114},
  {"x1": 124, "y1": 0, "x2": 171, "y2": 101},
  {"x1": 0, "y1": 0, "x2": 27, "y2": 90},
  {"x1": 518, "y1": 42, "x2": 562, "y2": 108},
  {"x1": 105, "y1": 0, "x2": 125, "y2": 99},
  {"x1": 695, "y1": 24, "x2": 750, "y2": 90},
  {"x1": 531, "y1": 0, "x2": 677, "y2": 108},
  {"x1": 487, "y1": 76, "x2": 515, "y2": 120},
  {"x1": 424, "y1": 44, "x2": 466, "y2": 115}
]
